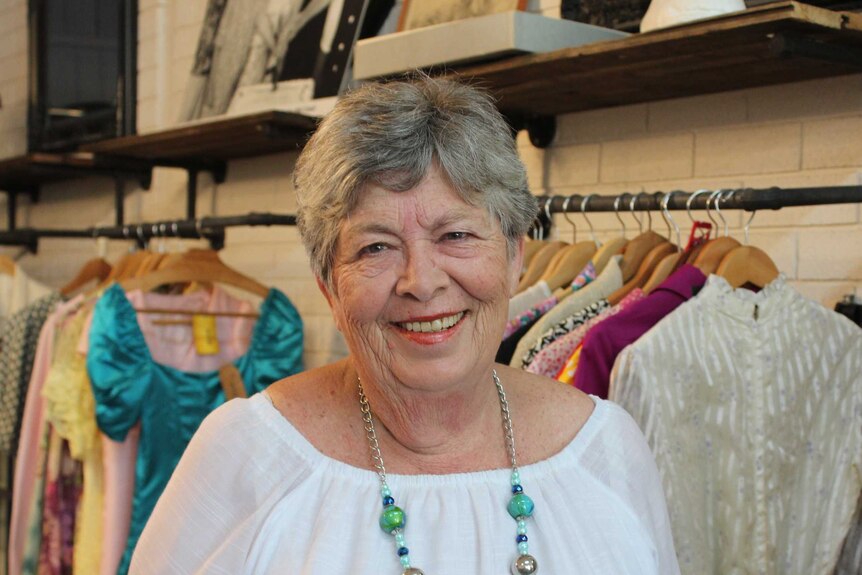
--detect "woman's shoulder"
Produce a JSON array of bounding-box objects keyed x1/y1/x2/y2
[
  {"x1": 261, "y1": 360, "x2": 370, "y2": 468},
  {"x1": 498, "y1": 365, "x2": 650, "y2": 468}
]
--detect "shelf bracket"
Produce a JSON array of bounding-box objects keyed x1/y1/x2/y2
[
  {"x1": 184, "y1": 161, "x2": 227, "y2": 220},
  {"x1": 2, "y1": 188, "x2": 38, "y2": 231},
  {"x1": 505, "y1": 114, "x2": 557, "y2": 149},
  {"x1": 769, "y1": 33, "x2": 862, "y2": 69}
]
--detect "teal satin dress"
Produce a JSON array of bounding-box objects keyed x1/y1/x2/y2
[{"x1": 86, "y1": 284, "x2": 303, "y2": 575}]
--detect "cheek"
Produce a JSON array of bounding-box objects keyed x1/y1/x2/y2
[{"x1": 331, "y1": 267, "x2": 394, "y2": 328}]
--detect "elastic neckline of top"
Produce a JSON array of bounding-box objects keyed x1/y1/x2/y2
[{"x1": 253, "y1": 390, "x2": 607, "y2": 487}]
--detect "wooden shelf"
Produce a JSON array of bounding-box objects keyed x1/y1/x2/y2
[
  {"x1": 0, "y1": 153, "x2": 153, "y2": 192},
  {"x1": 454, "y1": 1, "x2": 862, "y2": 117},
  {"x1": 82, "y1": 110, "x2": 319, "y2": 162}
]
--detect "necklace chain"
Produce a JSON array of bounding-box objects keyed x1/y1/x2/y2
[
  {"x1": 357, "y1": 370, "x2": 539, "y2": 575},
  {"x1": 357, "y1": 370, "x2": 517, "y2": 477}
]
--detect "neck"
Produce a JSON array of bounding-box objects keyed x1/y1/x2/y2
[{"x1": 347, "y1": 362, "x2": 507, "y2": 473}]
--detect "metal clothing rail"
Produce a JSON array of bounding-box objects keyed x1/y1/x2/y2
[
  {"x1": 0, "y1": 212, "x2": 297, "y2": 253},
  {"x1": 540, "y1": 186, "x2": 862, "y2": 213}
]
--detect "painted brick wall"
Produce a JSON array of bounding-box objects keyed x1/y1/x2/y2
[{"x1": 1, "y1": 1, "x2": 860, "y2": 370}]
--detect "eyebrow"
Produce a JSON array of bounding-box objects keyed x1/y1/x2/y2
[{"x1": 344, "y1": 207, "x2": 483, "y2": 237}]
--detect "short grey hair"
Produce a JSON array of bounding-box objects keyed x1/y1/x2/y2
[{"x1": 293, "y1": 75, "x2": 538, "y2": 286}]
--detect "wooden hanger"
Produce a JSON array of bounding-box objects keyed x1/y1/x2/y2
[
  {"x1": 543, "y1": 241, "x2": 597, "y2": 293},
  {"x1": 715, "y1": 245, "x2": 779, "y2": 289},
  {"x1": 591, "y1": 237, "x2": 628, "y2": 275},
  {"x1": 0, "y1": 254, "x2": 16, "y2": 276},
  {"x1": 516, "y1": 240, "x2": 567, "y2": 292},
  {"x1": 618, "y1": 229, "x2": 667, "y2": 283},
  {"x1": 608, "y1": 241, "x2": 675, "y2": 304},
  {"x1": 692, "y1": 236, "x2": 741, "y2": 276},
  {"x1": 121, "y1": 248, "x2": 270, "y2": 298},
  {"x1": 641, "y1": 250, "x2": 684, "y2": 295},
  {"x1": 521, "y1": 240, "x2": 546, "y2": 271},
  {"x1": 61, "y1": 257, "x2": 112, "y2": 296}
]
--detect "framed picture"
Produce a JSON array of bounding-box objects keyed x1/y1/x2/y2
[
  {"x1": 178, "y1": 0, "x2": 398, "y2": 122},
  {"x1": 398, "y1": 0, "x2": 528, "y2": 32}
]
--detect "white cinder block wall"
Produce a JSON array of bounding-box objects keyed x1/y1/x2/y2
[{"x1": 0, "y1": 0, "x2": 860, "y2": 369}]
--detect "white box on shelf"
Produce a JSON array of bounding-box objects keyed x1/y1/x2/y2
[{"x1": 353, "y1": 11, "x2": 629, "y2": 81}]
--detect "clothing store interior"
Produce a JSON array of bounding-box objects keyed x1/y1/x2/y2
[{"x1": 0, "y1": 0, "x2": 861, "y2": 573}]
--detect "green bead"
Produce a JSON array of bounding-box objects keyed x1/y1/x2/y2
[
  {"x1": 507, "y1": 493, "x2": 535, "y2": 519},
  {"x1": 379, "y1": 505, "x2": 406, "y2": 533}
]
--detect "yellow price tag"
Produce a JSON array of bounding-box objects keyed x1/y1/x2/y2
[{"x1": 192, "y1": 314, "x2": 220, "y2": 356}]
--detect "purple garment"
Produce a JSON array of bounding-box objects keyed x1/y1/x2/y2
[{"x1": 573, "y1": 265, "x2": 707, "y2": 398}]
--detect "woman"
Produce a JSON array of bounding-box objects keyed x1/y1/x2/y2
[{"x1": 130, "y1": 76, "x2": 679, "y2": 574}]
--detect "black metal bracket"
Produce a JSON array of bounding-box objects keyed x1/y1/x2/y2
[
  {"x1": 769, "y1": 33, "x2": 862, "y2": 69},
  {"x1": 505, "y1": 114, "x2": 557, "y2": 149},
  {"x1": 2, "y1": 188, "x2": 39, "y2": 231},
  {"x1": 179, "y1": 161, "x2": 228, "y2": 220}
]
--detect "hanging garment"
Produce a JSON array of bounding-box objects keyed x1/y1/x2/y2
[
  {"x1": 129, "y1": 394, "x2": 680, "y2": 574},
  {"x1": 0, "y1": 270, "x2": 52, "y2": 318},
  {"x1": 42, "y1": 306, "x2": 103, "y2": 575},
  {"x1": 611, "y1": 275, "x2": 862, "y2": 574},
  {"x1": 8, "y1": 295, "x2": 83, "y2": 575},
  {"x1": 508, "y1": 280, "x2": 552, "y2": 321},
  {"x1": 86, "y1": 284, "x2": 303, "y2": 575},
  {"x1": 525, "y1": 288, "x2": 645, "y2": 379},
  {"x1": 517, "y1": 299, "x2": 610, "y2": 370},
  {"x1": 79, "y1": 284, "x2": 263, "y2": 575},
  {"x1": 0, "y1": 294, "x2": 62, "y2": 453},
  {"x1": 574, "y1": 264, "x2": 706, "y2": 398},
  {"x1": 37, "y1": 429, "x2": 81, "y2": 575},
  {"x1": 508, "y1": 256, "x2": 623, "y2": 369}
]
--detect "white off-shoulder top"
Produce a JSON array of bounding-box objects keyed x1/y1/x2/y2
[{"x1": 129, "y1": 392, "x2": 679, "y2": 574}]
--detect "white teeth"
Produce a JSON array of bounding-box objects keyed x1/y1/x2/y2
[{"x1": 399, "y1": 312, "x2": 464, "y2": 333}]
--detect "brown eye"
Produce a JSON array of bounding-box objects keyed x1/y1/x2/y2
[{"x1": 359, "y1": 242, "x2": 388, "y2": 257}]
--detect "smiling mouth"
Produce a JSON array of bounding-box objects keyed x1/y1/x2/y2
[{"x1": 394, "y1": 312, "x2": 465, "y2": 333}]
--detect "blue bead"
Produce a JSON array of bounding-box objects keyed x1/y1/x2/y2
[
  {"x1": 383, "y1": 496, "x2": 395, "y2": 506},
  {"x1": 516, "y1": 534, "x2": 528, "y2": 543},
  {"x1": 397, "y1": 547, "x2": 409, "y2": 556},
  {"x1": 512, "y1": 484, "x2": 523, "y2": 493}
]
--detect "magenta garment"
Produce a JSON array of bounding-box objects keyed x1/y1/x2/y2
[{"x1": 573, "y1": 265, "x2": 707, "y2": 398}]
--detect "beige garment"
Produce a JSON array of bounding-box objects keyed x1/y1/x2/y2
[
  {"x1": 508, "y1": 256, "x2": 623, "y2": 368},
  {"x1": 611, "y1": 275, "x2": 862, "y2": 574}
]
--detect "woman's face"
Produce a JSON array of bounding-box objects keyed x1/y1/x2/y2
[{"x1": 322, "y1": 165, "x2": 523, "y2": 393}]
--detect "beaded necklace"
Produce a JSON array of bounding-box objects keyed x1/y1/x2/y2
[{"x1": 357, "y1": 369, "x2": 539, "y2": 574}]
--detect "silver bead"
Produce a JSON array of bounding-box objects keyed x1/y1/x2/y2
[
  {"x1": 511, "y1": 554, "x2": 538, "y2": 574},
  {"x1": 402, "y1": 569, "x2": 425, "y2": 575}
]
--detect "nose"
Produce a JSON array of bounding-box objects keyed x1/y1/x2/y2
[{"x1": 394, "y1": 243, "x2": 448, "y2": 302}]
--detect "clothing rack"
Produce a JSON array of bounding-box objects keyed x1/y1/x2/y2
[
  {"x1": 0, "y1": 212, "x2": 297, "y2": 252},
  {"x1": 539, "y1": 186, "x2": 862, "y2": 213}
]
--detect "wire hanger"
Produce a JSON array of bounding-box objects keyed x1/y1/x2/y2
[
  {"x1": 641, "y1": 191, "x2": 686, "y2": 294},
  {"x1": 121, "y1": 219, "x2": 270, "y2": 299},
  {"x1": 61, "y1": 229, "x2": 112, "y2": 296},
  {"x1": 517, "y1": 198, "x2": 567, "y2": 292},
  {"x1": 617, "y1": 191, "x2": 668, "y2": 283},
  {"x1": 543, "y1": 196, "x2": 599, "y2": 293},
  {"x1": 588, "y1": 195, "x2": 630, "y2": 277},
  {"x1": 693, "y1": 189, "x2": 742, "y2": 276},
  {"x1": 716, "y1": 206, "x2": 780, "y2": 290}
]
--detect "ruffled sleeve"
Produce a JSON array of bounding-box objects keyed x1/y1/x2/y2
[
  {"x1": 86, "y1": 284, "x2": 152, "y2": 442},
  {"x1": 242, "y1": 288, "x2": 303, "y2": 394}
]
